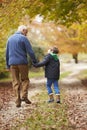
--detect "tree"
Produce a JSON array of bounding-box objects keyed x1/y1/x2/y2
[
  {"x1": 0, "y1": 0, "x2": 87, "y2": 72},
  {"x1": 26, "y1": 0, "x2": 87, "y2": 26},
  {"x1": 27, "y1": 22, "x2": 87, "y2": 63},
  {"x1": 0, "y1": 0, "x2": 87, "y2": 27}
]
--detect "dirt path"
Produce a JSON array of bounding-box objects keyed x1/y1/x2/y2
[
  {"x1": 0, "y1": 83, "x2": 43, "y2": 130},
  {"x1": 60, "y1": 80, "x2": 87, "y2": 130},
  {"x1": 67, "y1": 87, "x2": 87, "y2": 130},
  {"x1": 60, "y1": 62, "x2": 87, "y2": 130},
  {"x1": 0, "y1": 62, "x2": 87, "y2": 130}
]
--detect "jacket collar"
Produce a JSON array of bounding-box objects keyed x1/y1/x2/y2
[{"x1": 15, "y1": 31, "x2": 22, "y2": 34}]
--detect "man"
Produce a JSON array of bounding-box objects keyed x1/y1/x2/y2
[{"x1": 6, "y1": 25, "x2": 37, "y2": 107}]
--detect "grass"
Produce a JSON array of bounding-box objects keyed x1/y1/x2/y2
[
  {"x1": 12, "y1": 87, "x2": 70, "y2": 130},
  {"x1": 60, "y1": 71, "x2": 71, "y2": 79},
  {"x1": 60, "y1": 53, "x2": 87, "y2": 63},
  {"x1": 78, "y1": 53, "x2": 87, "y2": 61},
  {"x1": 0, "y1": 77, "x2": 12, "y2": 82},
  {"x1": 0, "y1": 69, "x2": 44, "y2": 82},
  {"x1": 30, "y1": 70, "x2": 71, "y2": 79},
  {"x1": 29, "y1": 69, "x2": 44, "y2": 78},
  {"x1": 77, "y1": 69, "x2": 87, "y2": 79},
  {"x1": 0, "y1": 68, "x2": 71, "y2": 82}
]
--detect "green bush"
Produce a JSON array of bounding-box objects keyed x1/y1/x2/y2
[
  {"x1": 0, "y1": 72, "x2": 9, "y2": 79},
  {"x1": 28, "y1": 46, "x2": 45, "y2": 68}
]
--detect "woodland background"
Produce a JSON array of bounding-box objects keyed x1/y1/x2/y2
[
  {"x1": 0, "y1": 0, "x2": 87, "y2": 78},
  {"x1": 0, "y1": 1, "x2": 87, "y2": 130}
]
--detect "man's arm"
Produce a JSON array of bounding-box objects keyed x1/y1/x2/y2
[
  {"x1": 6, "y1": 41, "x2": 10, "y2": 69},
  {"x1": 24, "y1": 37, "x2": 37, "y2": 63}
]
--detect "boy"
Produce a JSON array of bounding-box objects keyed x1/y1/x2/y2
[{"x1": 34, "y1": 47, "x2": 60, "y2": 103}]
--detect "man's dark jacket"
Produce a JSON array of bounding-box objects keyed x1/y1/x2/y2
[{"x1": 36, "y1": 54, "x2": 60, "y2": 80}]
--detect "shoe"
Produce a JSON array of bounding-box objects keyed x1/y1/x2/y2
[
  {"x1": 16, "y1": 99, "x2": 21, "y2": 107},
  {"x1": 25, "y1": 99, "x2": 31, "y2": 104},
  {"x1": 47, "y1": 98, "x2": 54, "y2": 103},
  {"x1": 21, "y1": 98, "x2": 32, "y2": 104},
  {"x1": 56, "y1": 100, "x2": 61, "y2": 104},
  {"x1": 16, "y1": 103, "x2": 21, "y2": 107}
]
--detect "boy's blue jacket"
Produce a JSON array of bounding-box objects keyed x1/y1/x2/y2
[
  {"x1": 35, "y1": 53, "x2": 60, "y2": 80},
  {"x1": 6, "y1": 32, "x2": 37, "y2": 69}
]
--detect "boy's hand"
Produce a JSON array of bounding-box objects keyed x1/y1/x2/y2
[{"x1": 33, "y1": 63, "x2": 38, "y2": 67}]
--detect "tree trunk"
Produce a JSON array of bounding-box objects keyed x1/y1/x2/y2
[{"x1": 73, "y1": 53, "x2": 78, "y2": 64}]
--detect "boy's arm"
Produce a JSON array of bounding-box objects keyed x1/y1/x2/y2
[{"x1": 34, "y1": 54, "x2": 50, "y2": 67}]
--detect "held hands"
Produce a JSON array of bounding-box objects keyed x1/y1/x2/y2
[{"x1": 33, "y1": 63, "x2": 39, "y2": 68}]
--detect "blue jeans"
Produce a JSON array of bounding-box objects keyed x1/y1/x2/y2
[{"x1": 46, "y1": 79, "x2": 60, "y2": 95}]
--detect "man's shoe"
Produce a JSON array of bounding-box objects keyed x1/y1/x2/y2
[
  {"x1": 21, "y1": 98, "x2": 31, "y2": 104},
  {"x1": 16, "y1": 99, "x2": 21, "y2": 107},
  {"x1": 16, "y1": 103, "x2": 21, "y2": 107},
  {"x1": 25, "y1": 99, "x2": 31, "y2": 104}
]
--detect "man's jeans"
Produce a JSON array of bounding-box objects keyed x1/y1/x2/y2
[
  {"x1": 46, "y1": 79, "x2": 60, "y2": 95},
  {"x1": 10, "y1": 64, "x2": 29, "y2": 104}
]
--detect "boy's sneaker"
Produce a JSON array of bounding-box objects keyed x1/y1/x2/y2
[
  {"x1": 56, "y1": 100, "x2": 61, "y2": 104},
  {"x1": 47, "y1": 98, "x2": 54, "y2": 103}
]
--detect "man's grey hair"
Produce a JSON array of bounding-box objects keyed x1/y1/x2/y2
[{"x1": 18, "y1": 25, "x2": 27, "y2": 32}]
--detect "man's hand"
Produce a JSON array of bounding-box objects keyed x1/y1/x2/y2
[{"x1": 33, "y1": 63, "x2": 38, "y2": 68}]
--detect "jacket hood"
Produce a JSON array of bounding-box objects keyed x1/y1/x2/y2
[{"x1": 50, "y1": 53, "x2": 58, "y2": 61}]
